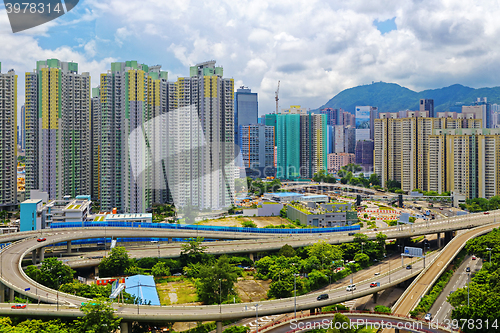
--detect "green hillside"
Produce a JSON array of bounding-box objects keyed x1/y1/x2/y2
[{"x1": 316, "y1": 82, "x2": 500, "y2": 113}]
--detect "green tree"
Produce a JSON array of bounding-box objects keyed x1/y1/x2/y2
[
  {"x1": 98, "y1": 246, "x2": 133, "y2": 278},
  {"x1": 73, "y1": 299, "x2": 121, "y2": 333},
  {"x1": 223, "y1": 326, "x2": 250, "y2": 333},
  {"x1": 0, "y1": 210, "x2": 8, "y2": 225},
  {"x1": 180, "y1": 237, "x2": 208, "y2": 265},
  {"x1": 267, "y1": 278, "x2": 295, "y2": 298},
  {"x1": 26, "y1": 257, "x2": 75, "y2": 289},
  {"x1": 374, "y1": 305, "x2": 391, "y2": 313},
  {"x1": 307, "y1": 240, "x2": 343, "y2": 268},
  {"x1": 197, "y1": 255, "x2": 239, "y2": 305},
  {"x1": 369, "y1": 173, "x2": 380, "y2": 186},
  {"x1": 278, "y1": 244, "x2": 296, "y2": 258},
  {"x1": 353, "y1": 253, "x2": 370, "y2": 268},
  {"x1": 375, "y1": 232, "x2": 387, "y2": 256},
  {"x1": 151, "y1": 262, "x2": 171, "y2": 277}
]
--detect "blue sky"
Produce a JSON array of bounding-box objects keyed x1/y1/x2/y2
[{"x1": 1, "y1": 0, "x2": 500, "y2": 116}]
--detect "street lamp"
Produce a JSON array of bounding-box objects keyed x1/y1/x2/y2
[
  {"x1": 157, "y1": 244, "x2": 160, "y2": 259},
  {"x1": 293, "y1": 273, "x2": 299, "y2": 318},
  {"x1": 467, "y1": 273, "x2": 470, "y2": 307},
  {"x1": 486, "y1": 248, "x2": 492, "y2": 264},
  {"x1": 219, "y1": 279, "x2": 222, "y2": 314},
  {"x1": 255, "y1": 303, "x2": 259, "y2": 333}
]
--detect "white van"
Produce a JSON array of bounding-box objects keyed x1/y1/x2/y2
[{"x1": 346, "y1": 284, "x2": 356, "y2": 291}]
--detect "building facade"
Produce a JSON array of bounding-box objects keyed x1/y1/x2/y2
[
  {"x1": 25, "y1": 59, "x2": 91, "y2": 201},
  {"x1": 300, "y1": 114, "x2": 327, "y2": 178},
  {"x1": 328, "y1": 153, "x2": 355, "y2": 173},
  {"x1": 239, "y1": 124, "x2": 275, "y2": 179},
  {"x1": 234, "y1": 87, "x2": 258, "y2": 153},
  {"x1": 374, "y1": 111, "x2": 483, "y2": 195},
  {"x1": 0, "y1": 65, "x2": 17, "y2": 207}
]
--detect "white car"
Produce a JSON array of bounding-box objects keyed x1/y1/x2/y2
[
  {"x1": 346, "y1": 284, "x2": 356, "y2": 291},
  {"x1": 424, "y1": 313, "x2": 432, "y2": 321}
]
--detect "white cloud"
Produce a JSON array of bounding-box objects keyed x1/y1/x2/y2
[{"x1": 2, "y1": 0, "x2": 500, "y2": 117}]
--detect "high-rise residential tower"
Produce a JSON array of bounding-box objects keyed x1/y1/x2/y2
[
  {"x1": 98, "y1": 61, "x2": 169, "y2": 213},
  {"x1": 276, "y1": 113, "x2": 300, "y2": 179},
  {"x1": 239, "y1": 124, "x2": 275, "y2": 179},
  {"x1": 90, "y1": 87, "x2": 101, "y2": 203},
  {"x1": 234, "y1": 87, "x2": 258, "y2": 146},
  {"x1": 300, "y1": 114, "x2": 327, "y2": 178},
  {"x1": 20, "y1": 104, "x2": 25, "y2": 150},
  {"x1": 0, "y1": 65, "x2": 17, "y2": 207},
  {"x1": 25, "y1": 59, "x2": 91, "y2": 200},
  {"x1": 420, "y1": 99, "x2": 434, "y2": 117}
]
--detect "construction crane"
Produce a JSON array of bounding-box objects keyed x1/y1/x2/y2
[{"x1": 275, "y1": 80, "x2": 280, "y2": 114}]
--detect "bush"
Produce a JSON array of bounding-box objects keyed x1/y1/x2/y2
[
  {"x1": 374, "y1": 305, "x2": 391, "y2": 313},
  {"x1": 241, "y1": 221, "x2": 257, "y2": 228}
]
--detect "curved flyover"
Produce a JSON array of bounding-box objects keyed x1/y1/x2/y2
[{"x1": 0, "y1": 211, "x2": 497, "y2": 322}]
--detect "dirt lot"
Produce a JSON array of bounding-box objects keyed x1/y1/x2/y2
[
  {"x1": 197, "y1": 216, "x2": 292, "y2": 228},
  {"x1": 235, "y1": 275, "x2": 271, "y2": 302}
]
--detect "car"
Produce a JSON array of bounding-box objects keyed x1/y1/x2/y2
[
  {"x1": 424, "y1": 313, "x2": 432, "y2": 321},
  {"x1": 370, "y1": 283, "x2": 378, "y2": 288},
  {"x1": 466, "y1": 267, "x2": 471, "y2": 272},
  {"x1": 346, "y1": 284, "x2": 356, "y2": 291},
  {"x1": 472, "y1": 255, "x2": 476, "y2": 260},
  {"x1": 406, "y1": 265, "x2": 412, "y2": 270},
  {"x1": 317, "y1": 294, "x2": 329, "y2": 301},
  {"x1": 172, "y1": 272, "x2": 183, "y2": 276},
  {"x1": 373, "y1": 259, "x2": 379, "y2": 262},
  {"x1": 374, "y1": 272, "x2": 380, "y2": 276},
  {"x1": 11, "y1": 304, "x2": 26, "y2": 309},
  {"x1": 484, "y1": 212, "x2": 490, "y2": 215},
  {"x1": 37, "y1": 237, "x2": 46, "y2": 242},
  {"x1": 373, "y1": 228, "x2": 378, "y2": 231},
  {"x1": 439, "y1": 207, "x2": 443, "y2": 210}
]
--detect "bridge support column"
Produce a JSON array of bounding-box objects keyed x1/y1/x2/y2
[
  {"x1": 373, "y1": 292, "x2": 378, "y2": 303},
  {"x1": 95, "y1": 266, "x2": 99, "y2": 277},
  {"x1": 395, "y1": 329, "x2": 400, "y2": 333},
  {"x1": 310, "y1": 308, "x2": 316, "y2": 315},
  {"x1": 9, "y1": 288, "x2": 14, "y2": 301},
  {"x1": 67, "y1": 241, "x2": 72, "y2": 254},
  {"x1": 120, "y1": 321, "x2": 132, "y2": 333},
  {"x1": 32, "y1": 250, "x2": 37, "y2": 264},
  {"x1": 0, "y1": 282, "x2": 4, "y2": 302},
  {"x1": 39, "y1": 247, "x2": 44, "y2": 262},
  {"x1": 216, "y1": 321, "x2": 222, "y2": 333},
  {"x1": 445, "y1": 231, "x2": 453, "y2": 243},
  {"x1": 249, "y1": 253, "x2": 254, "y2": 261},
  {"x1": 168, "y1": 238, "x2": 172, "y2": 244},
  {"x1": 437, "y1": 233, "x2": 441, "y2": 247}
]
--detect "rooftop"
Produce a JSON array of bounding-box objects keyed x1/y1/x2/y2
[{"x1": 266, "y1": 192, "x2": 303, "y2": 197}]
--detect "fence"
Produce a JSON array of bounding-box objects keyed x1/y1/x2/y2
[{"x1": 50, "y1": 221, "x2": 360, "y2": 234}]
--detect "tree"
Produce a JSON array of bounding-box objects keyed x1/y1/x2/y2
[
  {"x1": 369, "y1": 173, "x2": 380, "y2": 186},
  {"x1": 223, "y1": 326, "x2": 250, "y2": 333},
  {"x1": 374, "y1": 305, "x2": 391, "y2": 314},
  {"x1": 268, "y1": 279, "x2": 295, "y2": 298},
  {"x1": 278, "y1": 244, "x2": 296, "y2": 258},
  {"x1": 180, "y1": 199, "x2": 199, "y2": 223},
  {"x1": 375, "y1": 232, "x2": 387, "y2": 257},
  {"x1": 197, "y1": 255, "x2": 239, "y2": 304},
  {"x1": 73, "y1": 299, "x2": 121, "y2": 333},
  {"x1": 98, "y1": 246, "x2": 133, "y2": 278},
  {"x1": 0, "y1": 210, "x2": 8, "y2": 225},
  {"x1": 312, "y1": 170, "x2": 337, "y2": 183},
  {"x1": 180, "y1": 237, "x2": 208, "y2": 265},
  {"x1": 25, "y1": 257, "x2": 75, "y2": 289},
  {"x1": 307, "y1": 241, "x2": 343, "y2": 268},
  {"x1": 151, "y1": 262, "x2": 171, "y2": 277},
  {"x1": 353, "y1": 253, "x2": 369, "y2": 268}
]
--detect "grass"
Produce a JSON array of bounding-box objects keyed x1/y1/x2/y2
[{"x1": 156, "y1": 278, "x2": 197, "y2": 305}]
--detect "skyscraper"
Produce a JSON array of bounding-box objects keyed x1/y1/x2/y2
[
  {"x1": 90, "y1": 88, "x2": 101, "y2": 203},
  {"x1": 234, "y1": 87, "x2": 258, "y2": 149},
  {"x1": 98, "y1": 61, "x2": 169, "y2": 213},
  {"x1": 239, "y1": 124, "x2": 275, "y2": 179},
  {"x1": 420, "y1": 99, "x2": 434, "y2": 117},
  {"x1": 25, "y1": 59, "x2": 91, "y2": 200},
  {"x1": 319, "y1": 107, "x2": 338, "y2": 126},
  {"x1": 276, "y1": 113, "x2": 300, "y2": 179},
  {"x1": 20, "y1": 104, "x2": 25, "y2": 150},
  {"x1": 0, "y1": 65, "x2": 17, "y2": 207},
  {"x1": 165, "y1": 61, "x2": 235, "y2": 211},
  {"x1": 355, "y1": 106, "x2": 377, "y2": 141},
  {"x1": 374, "y1": 111, "x2": 482, "y2": 192},
  {"x1": 300, "y1": 114, "x2": 327, "y2": 178}
]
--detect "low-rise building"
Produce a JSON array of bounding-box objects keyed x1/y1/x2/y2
[
  {"x1": 327, "y1": 153, "x2": 355, "y2": 173},
  {"x1": 286, "y1": 201, "x2": 357, "y2": 227},
  {"x1": 263, "y1": 192, "x2": 304, "y2": 203}
]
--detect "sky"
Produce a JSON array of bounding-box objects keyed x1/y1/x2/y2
[{"x1": 2, "y1": 0, "x2": 500, "y2": 116}]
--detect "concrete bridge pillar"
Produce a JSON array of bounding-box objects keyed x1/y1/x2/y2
[
  {"x1": 0, "y1": 282, "x2": 4, "y2": 302},
  {"x1": 32, "y1": 250, "x2": 37, "y2": 264},
  {"x1": 395, "y1": 329, "x2": 400, "y2": 333},
  {"x1": 373, "y1": 292, "x2": 378, "y2": 303},
  {"x1": 9, "y1": 287, "x2": 14, "y2": 301},
  {"x1": 94, "y1": 266, "x2": 99, "y2": 277},
  {"x1": 39, "y1": 247, "x2": 44, "y2": 262},
  {"x1": 168, "y1": 237, "x2": 172, "y2": 244},
  {"x1": 216, "y1": 321, "x2": 223, "y2": 333},
  {"x1": 310, "y1": 308, "x2": 316, "y2": 315},
  {"x1": 120, "y1": 321, "x2": 132, "y2": 333},
  {"x1": 445, "y1": 231, "x2": 453, "y2": 243},
  {"x1": 249, "y1": 253, "x2": 255, "y2": 261},
  {"x1": 437, "y1": 233, "x2": 441, "y2": 247},
  {"x1": 67, "y1": 241, "x2": 72, "y2": 254}
]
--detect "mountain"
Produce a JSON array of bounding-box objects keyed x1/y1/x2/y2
[{"x1": 315, "y1": 82, "x2": 500, "y2": 114}]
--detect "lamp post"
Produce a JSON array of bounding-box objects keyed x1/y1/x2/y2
[
  {"x1": 467, "y1": 273, "x2": 470, "y2": 307},
  {"x1": 293, "y1": 272, "x2": 300, "y2": 318},
  {"x1": 158, "y1": 244, "x2": 160, "y2": 259},
  {"x1": 255, "y1": 303, "x2": 259, "y2": 333},
  {"x1": 486, "y1": 248, "x2": 492, "y2": 264},
  {"x1": 219, "y1": 279, "x2": 222, "y2": 314}
]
